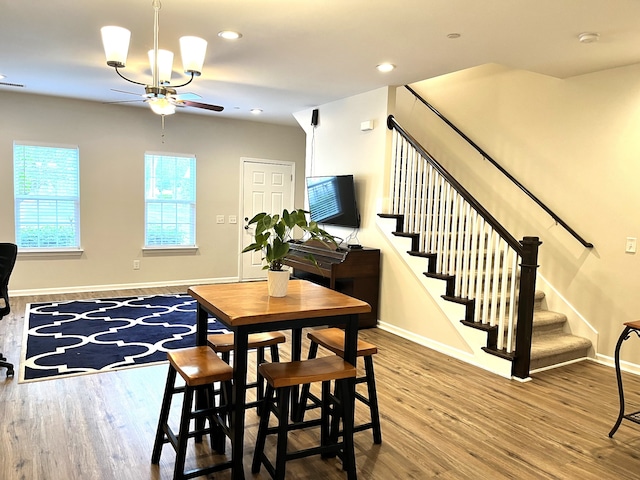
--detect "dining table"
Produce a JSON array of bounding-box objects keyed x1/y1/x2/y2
[{"x1": 188, "y1": 279, "x2": 371, "y2": 480}]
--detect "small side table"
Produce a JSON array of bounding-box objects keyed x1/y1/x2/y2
[{"x1": 609, "y1": 320, "x2": 640, "y2": 437}]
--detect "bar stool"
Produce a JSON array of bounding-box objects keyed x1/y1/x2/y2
[
  {"x1": 299, "y1": 327, "x2": 382, "y2": 444},
  {"x1": 252, "y1": 356, "x2": 357, "y2": 480},
  {"x1": 609, "y1": 320, "x2": 640, "y2": 437},
  {"x1": 151, "y1": 346, "x2": 234, "y2": 480},
  {"x1": 207, "y1": 331, "x2": 286, "y2": 413}
]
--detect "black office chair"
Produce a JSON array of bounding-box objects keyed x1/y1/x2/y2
[{"x1": 0, "y1": 243, "x2": 18, "y2": 377}]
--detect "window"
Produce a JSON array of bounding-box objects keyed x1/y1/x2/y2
[
  {"x1": 144, "y1": 152, "x2": 196, "y2": 247},
  {"x1": 13, "y1": 142, "x2": 80, "y2": 249}
]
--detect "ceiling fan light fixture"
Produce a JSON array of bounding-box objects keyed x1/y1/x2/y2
[
  {"x1": 148, "y1": 97, "x2": 176, "y2": 115},
  {"x1": 148, "y1": 49, "x2": 174, "y2": 84},
  {"x1": 180, "y1": 36, "x2": 207, "y2": 76},
  {"x1": 101, "y1": 26, "x2": 131, "y2": 68}
]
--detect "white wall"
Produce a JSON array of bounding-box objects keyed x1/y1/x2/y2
[
  {"x1": 0, "y1": 91, "x2": 306, "y2": 293},
  {"x1": 394, "y1": 63, "x2": 640, "y2": 366}
]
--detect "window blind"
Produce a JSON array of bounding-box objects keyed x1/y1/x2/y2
[
  {"x1": 13, "y1": 142, "x2": 80, "y2": 249},
  {"x1": 144, "y1": 153, "x2": 196, "y2": 247}
]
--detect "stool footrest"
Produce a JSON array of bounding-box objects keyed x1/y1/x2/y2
[{"x1": 183, "y1": 460, "x2": 233, "y2": 480}]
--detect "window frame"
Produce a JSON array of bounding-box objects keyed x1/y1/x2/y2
[
  {"x1": 143, "y1": 151, "x2": 197, "y2": 250},
  {"x1": 13, "y1": 141, "x2": 81, "y2": 253}
]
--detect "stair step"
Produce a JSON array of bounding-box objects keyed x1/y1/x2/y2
[
  {"x1": 530, "y1": 333, "x2": 591, "y2": 370},
  {"x1": 532, "y1": 310, "x2": 568, "y2": 334}
]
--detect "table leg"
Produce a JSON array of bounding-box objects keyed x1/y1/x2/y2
[
  {"x1": 231, "y1": 330, "x2": 249, "y2": 480},
  {"x1": 291, "y1": 327, "x2": 303, "y2": 420},
  {"x1": 609, "y1": 326, "x2": 632, "y2": 438},
  {"x1": 194, "y1": 304, "x2": 209, "y2": 441},
  {"x1": 196, "y1": 304, "x2": 209, "y2": 346},
  {"x1": 342, "y1": 314, "x2": 358, "y2": 480}
]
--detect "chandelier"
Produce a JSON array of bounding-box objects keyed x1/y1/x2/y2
[{"x1": 100, "y1": 0, "x2": 207, "y2": 116}]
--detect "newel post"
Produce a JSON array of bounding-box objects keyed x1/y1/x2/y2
[{"x1": 512, "y1": 236, "x2": 542, "y2": 379}]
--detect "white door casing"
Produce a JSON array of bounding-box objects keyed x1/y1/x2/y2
[{"x1": 239, "y1": 158, "x2": 295, "y2": 281}]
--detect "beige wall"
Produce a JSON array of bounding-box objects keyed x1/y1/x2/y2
[
  {"x1": 0, "y1": 91, "x2": 305, "y2": 292},
  {"x1": 394, "y1": 63, "x2": 640, "y2": 366}
]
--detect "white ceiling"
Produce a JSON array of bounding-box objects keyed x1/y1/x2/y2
[{"x1": 2, "y1": 0, "x2": 640, "y2": 126}]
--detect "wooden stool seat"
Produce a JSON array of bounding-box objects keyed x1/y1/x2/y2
[
  {"x1": 308, "y1": 327, "x2": 378, "y2": 357},
  {"x1": 152, "y1": 346, "x2": 234, "y2": 480},
  {"x1": 252, "y1": 356, "x2": 357, "y2": 480},
  {"x1": 207, "y1": 331, "x2": 286, "y2": 352},
  {"x1": 207, "y1": 331, "x2": 286, "y2": 414},
  {"x1": 169, "y1": 346, "x2": 234, "y2": 386},
  {"x1": 300, "y1": 327, "x2": 382, "y2": 444},
  {"x1": 260, "y1": 355, "x2": 357, "y2": 388}
]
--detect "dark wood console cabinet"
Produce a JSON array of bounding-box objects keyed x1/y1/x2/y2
[{"x1": 283, "y1": 242, "x2": 380, "y2": 328}]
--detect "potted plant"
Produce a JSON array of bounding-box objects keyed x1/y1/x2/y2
[{"x1": 242, "y1": 208, "x2": 337, "y2": 296}]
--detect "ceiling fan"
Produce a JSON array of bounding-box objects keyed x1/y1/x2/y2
[
  {"x1": 108, "y1": 86, "x2": 224, "y2": 115},
  {"x1": 100, "y1": 0, "x2": 223, "y2": 116}
]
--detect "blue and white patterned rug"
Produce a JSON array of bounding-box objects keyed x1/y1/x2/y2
[{"x1": 19, "y1": 294, "x2": 228, "y2": 383}]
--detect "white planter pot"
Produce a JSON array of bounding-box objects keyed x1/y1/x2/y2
[{"x1": 267, "y1": 269, "x2": 290, "y2": 297}]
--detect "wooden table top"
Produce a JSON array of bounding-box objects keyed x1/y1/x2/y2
[{"x1": 188, "y1": 280, "x2": 371, "y2": 327}]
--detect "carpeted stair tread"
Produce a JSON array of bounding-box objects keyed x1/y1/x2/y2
[
  {"x1": 530, "y1": 333, "x2": 591, "y2": 370},
  {"x1": 532, "y1": 310, "x2": 568, "y2": 333}
]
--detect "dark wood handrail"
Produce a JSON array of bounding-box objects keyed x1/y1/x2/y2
[
  {"x1": 387, "y1": 115, "x2": 523, "y2": 255},
  {"x1": 404, "y1": 85, "x2": 593, "y2": 249}
]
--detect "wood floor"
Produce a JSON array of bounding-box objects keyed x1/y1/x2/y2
[{"x1": 1, "y1": 286, "x2": 640, "y2": 479}]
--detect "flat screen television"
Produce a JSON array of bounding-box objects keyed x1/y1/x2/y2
[{"x1": 306, "y1": 175, "x2": 360, "y2": 228}]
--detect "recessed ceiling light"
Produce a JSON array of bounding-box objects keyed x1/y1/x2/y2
[
  {"x1": 376, "y1": 63, "x2": 395, "y2": 73},
  {"x1": 250, "y1": 108, "x2": 263, "y2": 115},
  {"x1": 218, "y1": 30, "x2": 242, "y2": 40},
  {"x1": 578, "y1": 32, "x2": 599, "y2": 43},
  {"x1": 447, "y1": 33, "x2": 461, "y2": 39}
]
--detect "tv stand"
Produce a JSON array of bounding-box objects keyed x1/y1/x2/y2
[{"x1": 284, "y1": 242, "x2": 380, "y2": 328}]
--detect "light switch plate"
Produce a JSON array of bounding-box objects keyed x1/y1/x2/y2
[
  {"x1": 216, "y1": 215, "x2": 225, "y2": 224},
  {"x1": 626, "y1": 237, "x2": 637, "y2": 253}
]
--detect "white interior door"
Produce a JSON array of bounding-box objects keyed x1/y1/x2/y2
[{"x1": 240, "y1": 159, "x2": 294, "y2": 281}]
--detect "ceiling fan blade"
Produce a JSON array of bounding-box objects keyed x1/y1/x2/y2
[
  {"x1": 104, "y1": 99, "x2": 144, "y2": 104},
  {"x1": 171, "y1": 92, "x2": 201, "y2": 101},
  {"x1": 181, "y1": 100, "x2": 224, "y2": 112},
  {"x1": 110, "y1": 88, "x2": 144, "y2": 97}
]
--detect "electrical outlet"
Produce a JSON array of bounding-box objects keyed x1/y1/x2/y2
[
  {"x1": 133, "y1": 260, "x2": 140, "y2": 270},
  {"x1": 626, "y1": 237, "x2": 637, "y2": 254},
  {"x1": 216, "y1": 215, "x2": 225, "y2": 224}
]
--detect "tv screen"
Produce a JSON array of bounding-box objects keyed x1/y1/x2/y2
[{"x1": 306, "y1": 175, "x2": 360, "y2": 228}]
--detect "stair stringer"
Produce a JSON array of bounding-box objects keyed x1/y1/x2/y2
[{"x1": 376, "y1": 215, "x2": 514, "y2": 379}]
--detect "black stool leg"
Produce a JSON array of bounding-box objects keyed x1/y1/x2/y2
[
  {"x1": 609, "y1": 326, "x2": 632, "y2": 437},
  {"x1": 174, "y1": 386, "x2": 195, "y2": 480},
  {"x1": 320, "y1": 380, "x2": 332, "y2": 456},
  {"x1": 337, "y1": 378, "x2": 357, "y2": 480},
  {"x1": 365, "y1": 355, "x2": 382, "y2": 444},
  {"x1": 252, "y1": 384, "x2": 274, "y2": 474},
  {"x1": 152, "y1": 365, "x2": 177, "y2": 464},
  {"x1": 296, "y1": 341, "x2": 319, "y2": 422},
  {"x1": 274, "y1": 386, "x2": 291, "y2": 480},
  {"x1": 256, "y1": 346, "x2": 266, "y2": 414}
]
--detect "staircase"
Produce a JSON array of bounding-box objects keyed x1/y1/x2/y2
[{"x1": 376, "y1": 213, "x2": 592, "y2": 377}]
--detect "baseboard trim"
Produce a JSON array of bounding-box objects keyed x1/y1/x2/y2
[
  {"x1": 10, "y1": 277, "x2": 240, "y2": 297},
  {"x1": 377, "y1": 320, "x2": 475, "y2": 364},
  {"x1": 595, "y1": 353, "x2": 640, "y2": 376}
]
